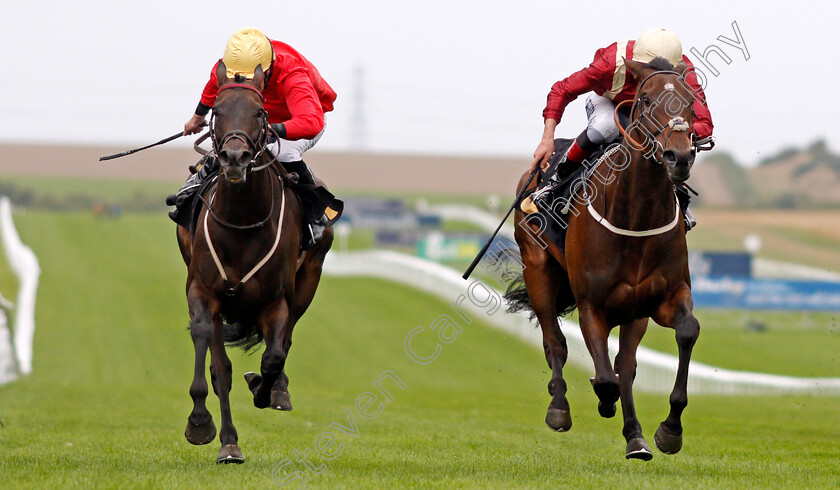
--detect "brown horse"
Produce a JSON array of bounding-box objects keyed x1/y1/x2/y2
[
  {"x1": 507, "y1": 57, "x2": 701, "y2": 460},
  {"x1": 176, "y1": 61, "x2": 334, "y2": 464}
]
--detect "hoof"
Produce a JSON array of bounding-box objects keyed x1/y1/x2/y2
[
  {"x1": 244, "y1": 372, "x2": 270, "y2": 408},
  {"x1": 545, "y1": 408, "x2": 572, "y2": 432},
  {"x1": 244, "y1": 372, "x2": 261, "y2": 395},
  {"x1": 597, "y1": 400, "x2": 617, "y2": 418},
  {"x1": 625, "y1": 437, "x2": 653, "y2": 461},
  {"x1": 591, "y1": 377, "x2": 619, "y2": 419},
  {"x1": 185, "y1": 418, "x2": 217, "y2": 446},
  {"x1": 271, "y1": 390, "x2": 293, "y2": 411},
  {"x1": 216, "y1": 444, "x2": 245, "y2": 464},
  {"x1": 654, "y1": 424, "x2": 683, "y2": 454}
]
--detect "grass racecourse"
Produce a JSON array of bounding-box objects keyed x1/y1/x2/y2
[{"x1": 0, "y1": 190, "x2": 839, "y2": 487}]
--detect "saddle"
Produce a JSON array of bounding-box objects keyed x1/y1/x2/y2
[{"x1": 519, "y1": 138, "x2": 614, "y2": 251}]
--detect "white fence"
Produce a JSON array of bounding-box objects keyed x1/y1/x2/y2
[
  {"x1": 0, "y1": 197, "x2": 40, "y2": 384},
  {"x1": 427, "y1": 203, "x2": 840, "y2": 281},
  {"x1": 323, "y1": 250, "x2": 840, "y2": 395}
]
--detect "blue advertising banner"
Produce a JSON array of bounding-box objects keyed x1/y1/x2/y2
[
  {"x1": 688, "y1": 251, "x2": 752, "y2": 277},
  {"x1": 692, "y1": 276, "x2": 840, "y2": 311}
]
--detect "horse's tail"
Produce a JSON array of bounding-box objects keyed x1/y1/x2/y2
[
  {"x1": 224, "y1": 322, "x2": 264, "y2": 351},
  {"x1": 503, "y1": 268, "x2": 577, "y2": 321}
]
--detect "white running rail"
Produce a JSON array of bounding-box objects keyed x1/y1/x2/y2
[
  {"x1": 323, "y1": 250, "x2": 840, "y2": 395},
  {"x1": 0, "y1": 197, "x2": 40, "y2": 381},
  {"x1": 428, "y1": 203, "x2": 840, "y2": 281}
]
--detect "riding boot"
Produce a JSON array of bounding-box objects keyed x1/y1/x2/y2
[
  {"x1": 302, "y1": 214, "x2": 328, "y2": 251},
  {"x1": 531, "y1": 150, "x2": 585, "y2": 206},
  {"x1": 282, "y1": 160, "x2": 316, "y2": 186},
  {"x1": 675, "y1": 185, "x2": 696, "y2": 231},
  {"x1": 166, "y1": 156, "x2": 216, "y2": 221},
  {"x1": 283, "y1": 160, "x2": 332, "y2": 250}
]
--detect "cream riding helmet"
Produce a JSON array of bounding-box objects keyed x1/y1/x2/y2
[
  {"x1": 633, "y1": 28, "x2": 683, "y2": 66},
  {"x1": 222, "y1": 27, "x2": 275, "y2": 79}
]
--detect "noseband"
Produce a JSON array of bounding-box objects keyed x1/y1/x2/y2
[
  {"x1": 210, "y1": 83, "x2": 274, "y2": 172},
  {"x1": 614, "y1": 70, "x2": 691, "y2": 163}
]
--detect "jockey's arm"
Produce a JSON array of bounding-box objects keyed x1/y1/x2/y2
[
  {"x1": 532, "y1": 118, "x2": 558, "y2": 171},
  {"x1": 184, "y1": 113, "x2": 206, "y2": 135},
  {"x1": 184, "y1": 62, "x2": 221, "y2": 136},
  {"x1": 534, "y1": 46, "x2": 614, "y2": 169},
  {"x1": 279, "y1": 69, "x2": 325, "y2": 140}
]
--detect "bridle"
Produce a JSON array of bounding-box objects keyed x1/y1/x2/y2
[
  {"x1": 201, "y1": 82, "x2": 280, "y2": 231},
  {"x1": 614, "y1": 70, "x2": 692, "y2": 164},
  {"x1": 209, "y1": 83, "x2": 275, "y2": 173},
  {"x1": 586, "y1": 69, "x2": 689, "y2": 237}
]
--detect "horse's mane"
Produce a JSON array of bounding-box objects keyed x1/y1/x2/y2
[{"x1": 646, "y1": 56, "x2": 675, "y2": 71}]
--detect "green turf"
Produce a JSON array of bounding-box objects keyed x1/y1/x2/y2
[{"x1": 0, "y1": 211, "x2": 839, "y2": 489}]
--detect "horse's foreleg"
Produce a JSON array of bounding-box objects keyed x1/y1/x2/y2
[
  {"x1": 578, "y1": 304, "x2": 619, "y2": 418},
  {"x1": 209, "y1": 322, "x2": 243, "y2": 463},
  {"x1": 185, "y1": 287, "x2": 217, "y2": 445},
  {"x1": 248, "y1": 299, "x2": 292, "y2": 409},
  {"x1": 522, "y1": 261, "x2": 572, "y2": 432},
  {"x1": 652, "y1": 286, "x2": 700, "y2": 454},
  {"x1": 616, "y1": 318, "x2": 652, "y2": 460}
]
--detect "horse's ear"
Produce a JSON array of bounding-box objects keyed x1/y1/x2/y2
[
  {"x1": 216, "y1": 60, "x2": 228, "y2": 86},
  {"x1": 623, "y1": 57, "x2": 648, "y2": 81},
  {"x1": 674, "y1": 61, "x2": 688, "y2": 76},
  {"x1": 253, "y1": 64, "x2": 265, "y2": 90}
]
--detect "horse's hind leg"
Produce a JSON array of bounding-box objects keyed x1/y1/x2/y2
[
  {"x1": 652, "y1": 286, "x2": 700, "y2": 454},
  {"x1": 292, "y1": 225, "x2": 333, "y2": 318},
  {"x1": 266, "y1": 317, "x2": 297, "y2": 411},
  {"x1": 209, "y1": 326, "x2": 243, "y2": 463},
  {"x1": 256, "y1": 224, "x2": 334, "y2": 411},
  {"x1": 578, "y1": 304, "x2": 620, "y2": 418},
  {"x1": 616, "y1": 318, "x2": 652, "y2": 461},
  {"x1": 521, "y1": 249, "x2": 572, "y2": 431},
  {"x1": 185, "y1": 286, "x2": 217, "y2": 446}
]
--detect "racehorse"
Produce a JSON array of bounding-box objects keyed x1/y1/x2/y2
[
  {"x1": 176, "y1": 61, "x2": 334, "y2": 464},
  {"x1": 507, "y1": 57, "x2": 701, "y2": 460}
]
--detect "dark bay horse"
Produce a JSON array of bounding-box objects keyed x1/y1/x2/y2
[
  {"x1": 176, "y1": 61, "x2": 334, "y2": 464},
  {"x1": 507, "y1": 57, "x2": 701, "y2": 460}
]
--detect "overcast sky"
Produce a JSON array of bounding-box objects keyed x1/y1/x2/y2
[{"x1": 1, "y1": 1, "x2": 836, "y2": 166}]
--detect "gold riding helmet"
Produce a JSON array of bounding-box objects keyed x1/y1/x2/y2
[
  {"x1": 222, "y1": 27, "x2": 275, "y2": 79},
  {"x1": 632, "y1": 28, "x2": 683, "y2": 66}
]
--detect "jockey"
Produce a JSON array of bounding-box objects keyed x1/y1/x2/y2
[
  {"x1": 169, "y1": 27, "x2": 337, "y2": 246},
  {"x1": 530, "y1": 28, "x2": 713, "y2": 230}
]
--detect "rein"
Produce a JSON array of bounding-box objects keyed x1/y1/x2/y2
[{"x1": 198, "y1": 173, "x2": 276, "y2": 230}]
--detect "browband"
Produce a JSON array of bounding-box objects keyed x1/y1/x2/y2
[{"x1": 218, "y1": 83, "x2": 264, "y2": 101}]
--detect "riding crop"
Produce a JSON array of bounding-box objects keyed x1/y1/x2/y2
[
  {"x1": 99, "y1": 124, "x2": 207, "y2": 161},
  {"x1": 462, "y1": 165, "x2": 539, "y2": 280}
]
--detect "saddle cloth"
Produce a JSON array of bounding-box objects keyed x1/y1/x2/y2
[{"x1": 519, "y1": 138, "x2": 615, "y2": 251}]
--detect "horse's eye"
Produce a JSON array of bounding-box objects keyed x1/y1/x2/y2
[{"x1": 642, "y1": 95, "x2": 651, "y2": 105}]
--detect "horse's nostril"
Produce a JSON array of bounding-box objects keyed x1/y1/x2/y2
[
  {"x1": 220, "y1": 149, "x2": 247, "y2": 166},
  {"x1": 663, "y1": 150, "x2": 677, "y2": 165}
]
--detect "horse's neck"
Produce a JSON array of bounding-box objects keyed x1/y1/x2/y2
[
  {"x1": 600, "y1": 147, "x2": 675, "y2": 229},
  {"x1": 214, "y1": 168, "x2": 275, "y2": 227}
]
